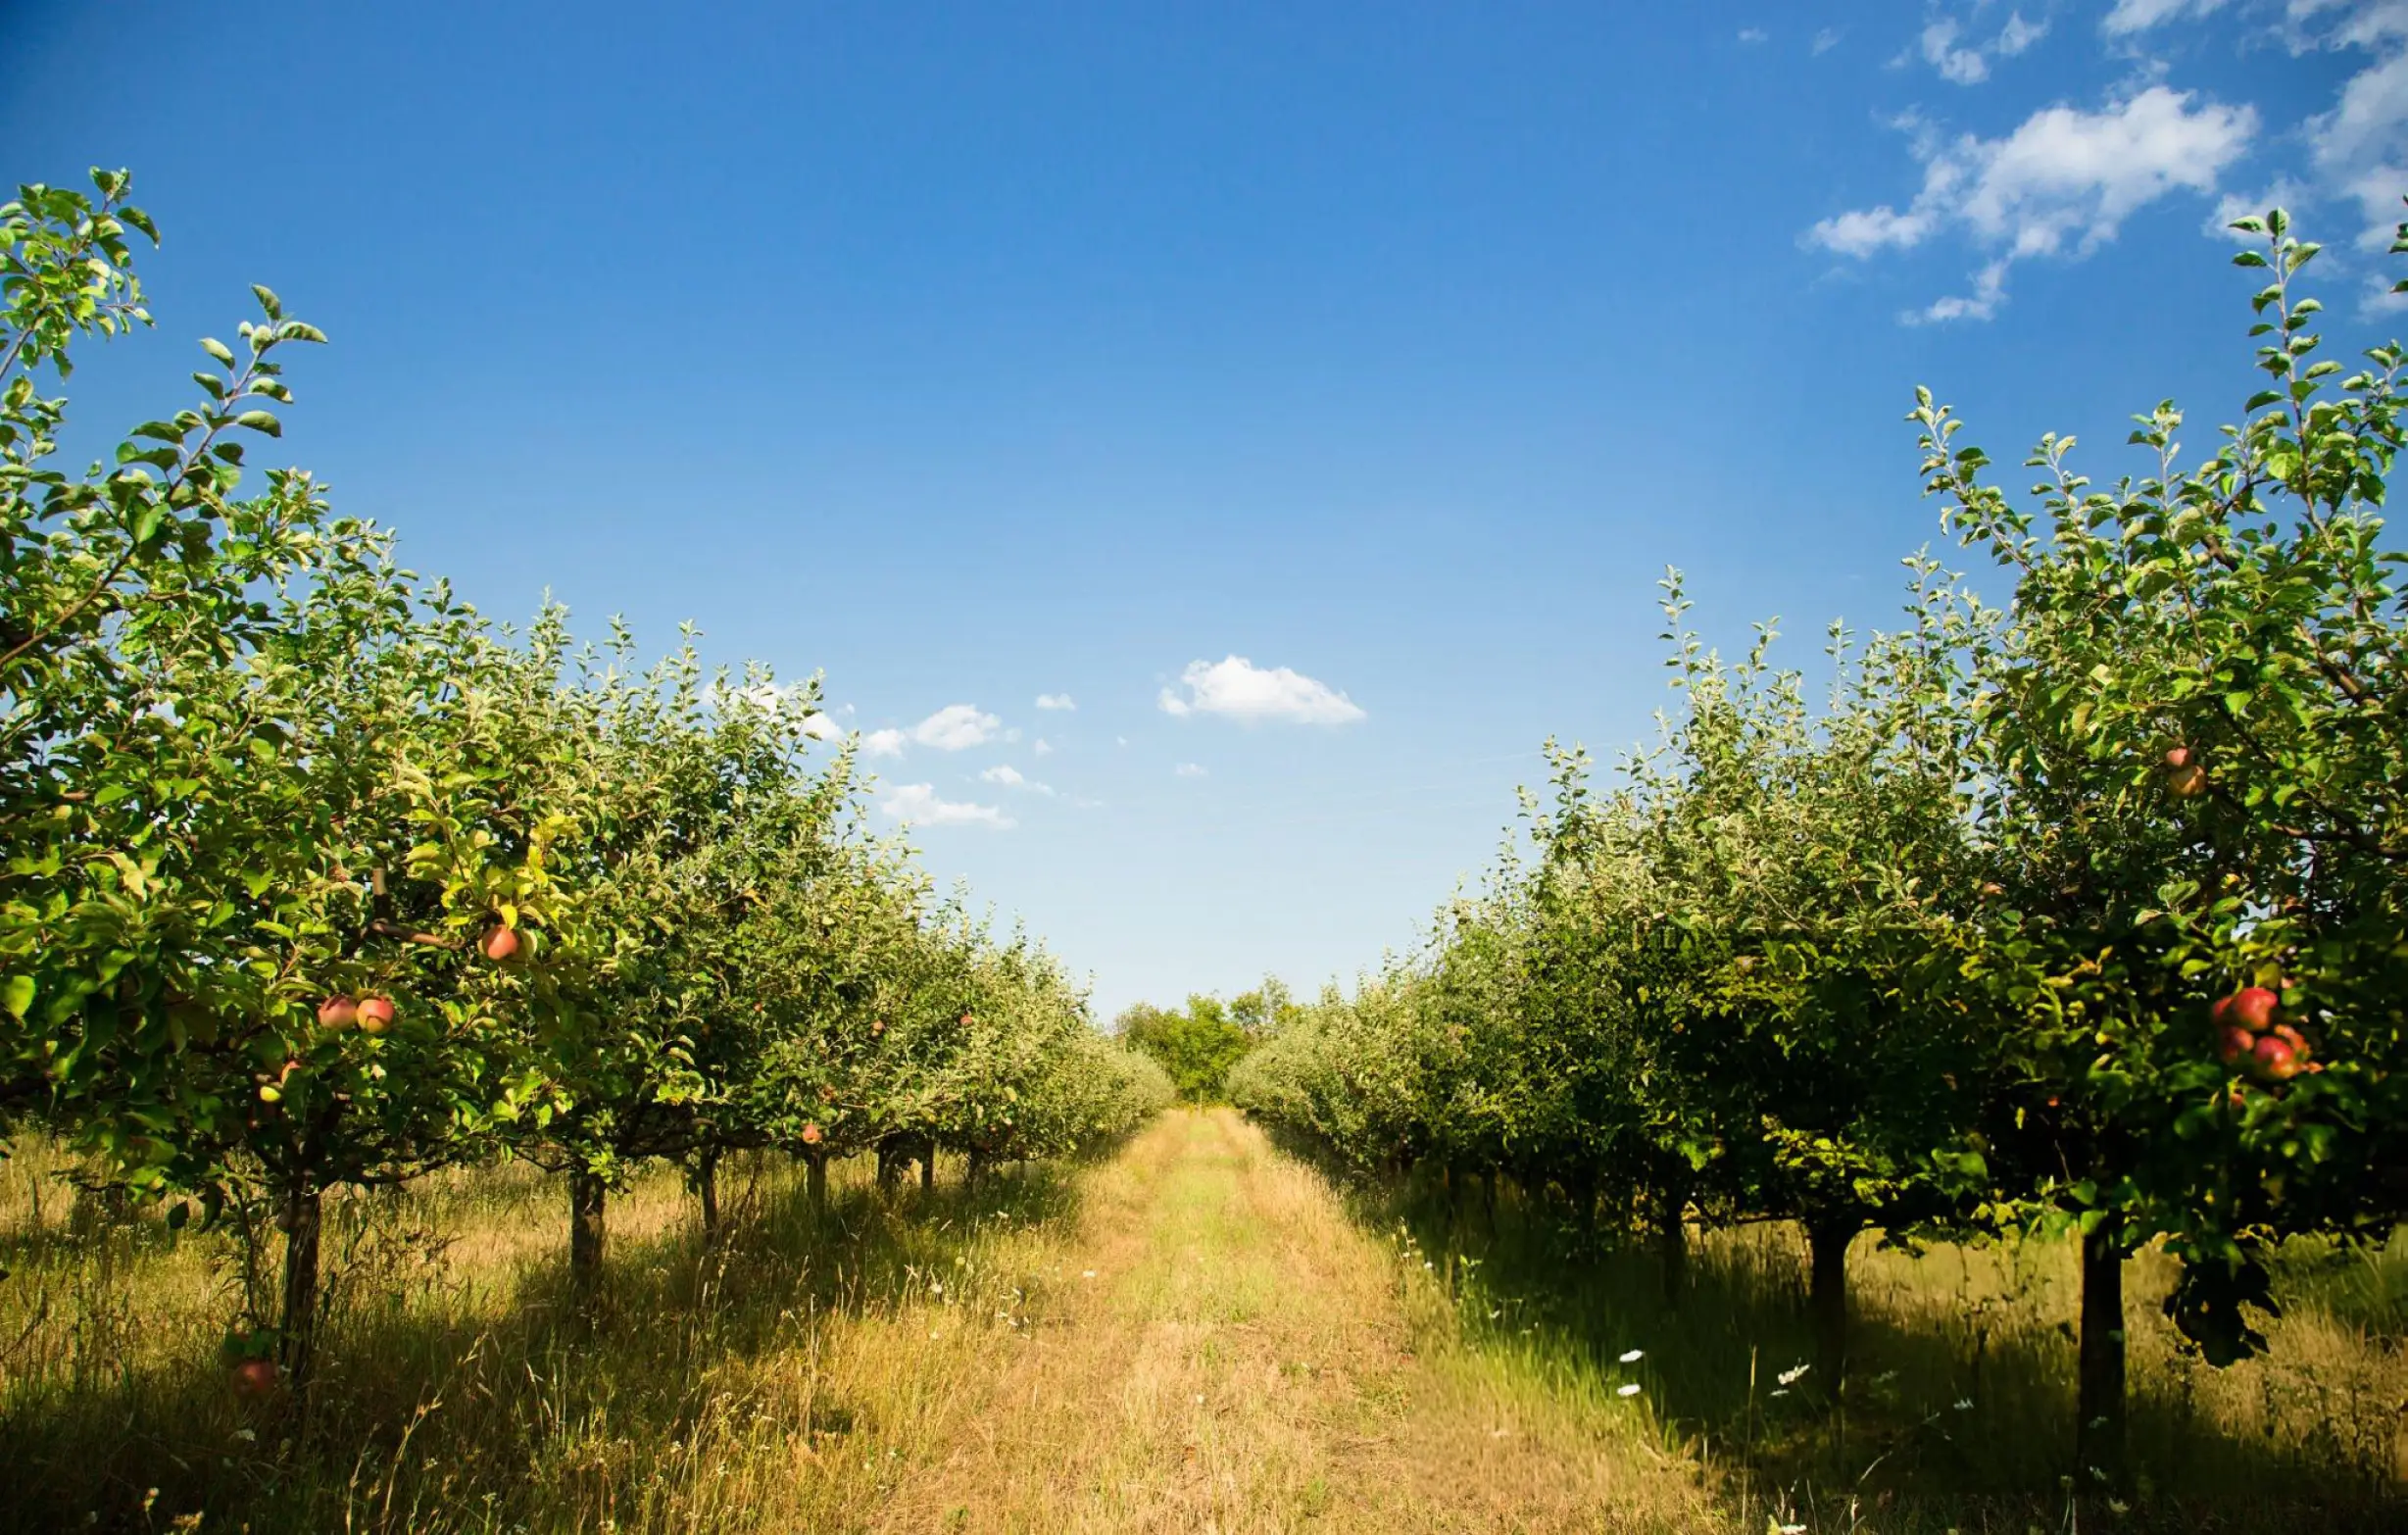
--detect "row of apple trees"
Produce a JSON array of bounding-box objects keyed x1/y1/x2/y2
[
  {"x1": 1230, "y1": 206, "x2": 2408, "y2": 1488},
  {"x1": 0, "y1": 171, "x2": 1171, "y2": 1391}
]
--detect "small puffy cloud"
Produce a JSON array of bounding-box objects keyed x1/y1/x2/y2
[
  {"x1": 878, "y1": 782, "x2": 1012, "y2": 829},
  {"x1": 1807, "y1": 85, "x2": 2256, "y2": 320},
  {"x1": 1739, "y1": 26, "x2": 1769, "y2": 44},
  {"x1": 1157, "y1": 656, "x2": 1366, "y2": 724},
  {"x1": 1174, "y1": 763, "x2": 1209, "y2": 777},
  {"x1": 1035, "y1": 693, "x2": 1076, "y2": 711},
  {"x1": 1812, "y1": 27, "x2": 1842, "y2": 55},
  {"x1": 801, "y1": 712, "x2": 844, "y2": 741},
  {"x1": 1810, "y1": 203, "x2": 1936, "y2": 257},
  {"x1": 980, "y1": 764, "x2": 1055, "y2": 795},
  {"x1": 2102, "y1": 0, "x2": 2229, "y2": 35},
  {"x1": 861, "y1": 703, "x2": 1002, "y2": 758},
  {"x1": 1033, "y1": 737, "x2": 1054, "y2": 757},
  {"x1": 911, "y1": 703, "x2": 1000, "y2": 751}
]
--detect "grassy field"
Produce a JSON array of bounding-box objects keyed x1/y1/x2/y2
[
  {"x1": 1358, "y1": 1157, "x2": 2408, "y2": 1533},
  {"x1": 4, "y1": 1114, "x2": 2402, "y2": 1532}
]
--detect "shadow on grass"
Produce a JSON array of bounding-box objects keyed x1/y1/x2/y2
[
  {"x1": 1263, "y1": 1126, "x2": 2406, "y2": 1535},
  {"x1": 0, "y1": 1151, "x2": 1093, "y2": 1534}
]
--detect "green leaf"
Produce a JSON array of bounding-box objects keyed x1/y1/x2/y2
[
  {"x1": 2, "y1": 975, "x2": 32, "y2": 1019},
  {"x1": 232, "y1": 410, "x2": 281, "y2": 437}
]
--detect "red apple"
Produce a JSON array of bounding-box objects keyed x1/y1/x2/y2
[
  {"x1": 2227, "y1": 987, "x2": 2280, "y2": 1032},
  {"x1": 2217, "y1": 1025, "x2": 2256, "y2": 1065},
  {"x1": 357, "y1": 996, "x2": 395, "y2": 1034},
  {"x1": 318, "y1": 995, "x2": 358, "y2": 1030},
  {"x1": 480, "y1": 923, "x2": 521, "y2": 963},
  {"x1": 2167, "y1": 763, "x2": 2208, "y2": 798},
  {"x1": 2252, "y1": 1033, "x2": 2303, "y2": 1080},
  {"x1": 2164, "y1": 746, "x2": 2194, "y2": 770},
  {"x1": 801, "y1": 1122, "x2": 823, "y2": 1146},
  {"x1": 231, "y1": 1358, "x2": 278, "y2": 1399}
]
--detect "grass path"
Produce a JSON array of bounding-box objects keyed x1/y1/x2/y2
[{"x1": 873, "y1": 1109, "x2": 1712, "y2": 1533}]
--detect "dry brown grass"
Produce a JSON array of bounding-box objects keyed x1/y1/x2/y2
[
  {"x1": 22, "y1": 1113, "x2": 2391, "y2": 1533},
  {"x1": 877, "y1": 1109, "x2": 1714, "y2": 1533},
  {"x1": 2, "y1": 1116, "x2": 1710, "y2": 1533}
]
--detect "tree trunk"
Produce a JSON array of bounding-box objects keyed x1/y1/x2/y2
[
  {"x1": 1805, "y1": 1214, "x2": 1859, "y2": 1401},
  {"x1": 807, "y1": 1150, "x2": 828, "y2": 1217},
  {"x1": 2076, "y1": 1215, "x2": 2130, "y2": 1491},
  {"x1": 277, "y1": 1176, "x2": 322, "y2": 1395},
  {"x1": 695, "y1": 1149, "x2": 720, "y2": 1245},
  {"x1": 966, "y1": 1149, "x2": 988, "y2": 1188},
  {"x1": 1654, "y1": 1177, "x2": 1689, "y2": 1310},
  {"x1": 920, "y1": 1142, "x2": 936, "y2": 1193},
  {"x1": 876, "y1": 1144, "x2": 903, "y2": 1193},
  {"x1": 569, "y1": 1168, "x2": 606, "y2": 1293}
]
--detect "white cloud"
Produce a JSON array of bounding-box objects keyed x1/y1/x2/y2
[
  {"x1": 1915, "y1": 258, "x2": 2011, "y2": 322},
  {"x1": 878, "y1": 782, "x2": 1013, "y2": 829},
  {"x1": 1811, "y1": 203, "x2": 1937, "y2": 256},
  {"x1": 1035, "y1": 693, "x2": 1076, "y2": 711},
  {"x1": 2297, "y1": 2, "x2": 2408, "y2": 247},
  {"x1": 862, "y1": 703, "x2": 1002, "y2": 758},
  {"x1": 980, "y1": 764, "x2": 1055, "y2": 795},
  {"x1": 801, "y1": 712, "x2": 843, "y2": 741},
  {"x1": 1997, "y1": 12, "x2": 2047, "y2": 55},
  {"x1": 911, "y1": 703, "x2": 1000, "y2": 751},
  {"x1": 2102, "y1": 0, "x2": 2231, "y2": 35},
  {"x1": 1921, "y1": 18, "x2": 1990, "y2": 82},
  {"x1": 1807, "y1": 85, "x2": 2257, "y2": 320},
  {"x1": 1174, "y1": 763, "x2": 1209, "y2": 777},
  {"x1": 1813, "y1": 27, "x2": 1843, "y2": 55},
  {"x1": 1033, "y1": 737, "x2": 1054, "y2": 757},
  {"x1": 1912, "y1": 9, "x2": 2048, "y2": 84},
  {"x1": 1739, "y1": 27, "x2": 1769, "y2": 44},
  {"x1": 1156, "y1": 656, "x2": 1367, "y2": 724}
]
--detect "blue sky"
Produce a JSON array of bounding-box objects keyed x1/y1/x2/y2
[{"x1": 8, "y1": 1, "x2": 2404, "y2": 1019}]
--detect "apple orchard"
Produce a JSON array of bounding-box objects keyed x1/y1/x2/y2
[
  {"x1": 7, "y1": 167, "x2": 2408, "y2": 1506},
  {"x1": 1230, "y1": 207, "x2": 2408, "y2": 1487},
  {"x1": 0, "y1": 172, "x2": 1171, "y2": 1398}
]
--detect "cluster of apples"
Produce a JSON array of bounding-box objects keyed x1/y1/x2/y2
[
  {"x1": 315, "y1": 994, "x2": 396, "y2": 1035},
  {"x1": 2212, "y1": 985, "x2": 2316, "y2": 1080}
]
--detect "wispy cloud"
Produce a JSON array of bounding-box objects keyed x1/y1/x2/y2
[
  {"x1": 1739, "y1": 26, "x2": 1769, "y2": 45},
  {"x1": 878, "y1": 782, "x2": 1012, "y2": 828},
  {"x1": 1813, "y1": 27, "x2": 1843, "y2": 55},
  {"x1": 1913, "y1": 8, "x2": 2048, "y2": 84},
  {"x1": 1807, "y1": 85, "x2": 2257, "y2": 321},
  {"x1": 1033, "y1": 737, "x2": 1054, "y2": 757},
  {"x1": 1035, "y1": 693, "x2": 1076, "y2": 711},
  {"x1": 1174, "y1": 762, "x2": 1209, "y2": 777},
  {"x1": 2101, "y1": 0, "x2": 2230, "y2": 36},
  {"x1": 1158, "y1": 656, "x2": 1366, "y2": 724}
]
